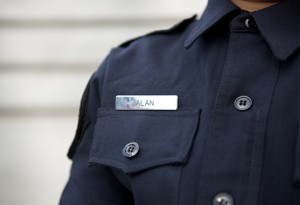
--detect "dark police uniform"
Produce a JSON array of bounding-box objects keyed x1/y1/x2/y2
[{"x1": 60, "y1": 0, "x2": 300, "y2": 204}]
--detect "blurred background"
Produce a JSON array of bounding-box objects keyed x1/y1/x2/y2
[{"x1": 0, "y1": 0, "x2": 207, "y2": 204}]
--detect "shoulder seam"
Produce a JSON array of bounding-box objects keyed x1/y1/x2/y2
[{"x1": 118, "y1": 14, "x2": 197, "y2": 48}]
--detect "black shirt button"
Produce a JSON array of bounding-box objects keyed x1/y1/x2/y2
[
  {"x1": 234, "y1": 96, "x2": 252, "y2": 111},
  {"x1": 213, "y1": 192, "x2": 234, "y2": 205},
  {"x1": 245, "y1": 18, "x2": 257, "y2": 30},
  {"x1": 122, "y1": 142, "x2": 139, "y2": 158}
]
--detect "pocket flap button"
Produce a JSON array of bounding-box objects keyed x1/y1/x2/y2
[{"x1": 122, "y1": 142, "x2": 139, "y2": 158}]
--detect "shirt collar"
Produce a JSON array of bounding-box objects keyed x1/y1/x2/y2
[
  {"x1": 252, "y1": 0, "x2": 299, "y2": 60},
  {"x1": 185, "y1": 0, "x2": 300, "y2": 61}
]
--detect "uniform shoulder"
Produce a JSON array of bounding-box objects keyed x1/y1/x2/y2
[
  {"x1": 93, "y1": 14, "x2": 198, "y2": 79},
  {"x1": 117, "y1": 15, "x2": 197, "y2": 48}
]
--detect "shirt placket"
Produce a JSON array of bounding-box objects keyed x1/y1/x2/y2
[{"x1": 197, "y1": 13, "x2": 279, "y2": 205}]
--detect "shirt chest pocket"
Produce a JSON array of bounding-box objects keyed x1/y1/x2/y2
[{"x1": 88, "y1": 108, "x2": 201, "y2": 174}]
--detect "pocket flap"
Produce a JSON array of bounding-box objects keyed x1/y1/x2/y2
[{"x1": 88, "y1": 108, "x2": 200, "y2": 174}]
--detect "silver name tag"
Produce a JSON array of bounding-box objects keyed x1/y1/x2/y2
[{"x1": 115, "y1": 95, "x2": 178, "y2": 110}]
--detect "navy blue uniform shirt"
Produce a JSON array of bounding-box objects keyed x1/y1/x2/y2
[{"x1": 60, "y1": 0, "x2": 300, "y2": 204}]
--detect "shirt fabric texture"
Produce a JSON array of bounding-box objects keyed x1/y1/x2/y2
[{"x1": 60, "y1": 0, "x2": 300, "y2": 204}]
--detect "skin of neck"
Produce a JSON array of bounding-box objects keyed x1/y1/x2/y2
[{"x1": 230, "y1": 0, "x2": 282, "y2": 12}]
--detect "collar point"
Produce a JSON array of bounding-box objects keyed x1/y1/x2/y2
[
  {"x1": 184, "y1": 27, "x2": 206, "y2": 49},
  {"x1": 184, "y1": 40, "x2": 193, "y2": 49},
  {"x1": 272, "y1": 47, "x2": 299, "y2": 61}
]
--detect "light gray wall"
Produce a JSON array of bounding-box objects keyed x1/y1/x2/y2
[{"x1": 0, "y1": 1, "x2": 207, "y2": 204}]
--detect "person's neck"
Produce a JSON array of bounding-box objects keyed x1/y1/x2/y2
[{"x1": 230, "y1": 0, "x2": 282, "y2": 12}]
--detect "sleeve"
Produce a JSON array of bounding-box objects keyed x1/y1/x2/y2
[
  {"x1": 294, "y1": 131, "x2": 300, "y2": 204},
  {"x1": 294, "y1": 131, "x2": 300, "y2": 186},
  {"x1": 67, "y1": 72, "x2": 94, "y2": 159},
  {"x1": 59, "y1": 54, "x2": 134, "y2": 205}
]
